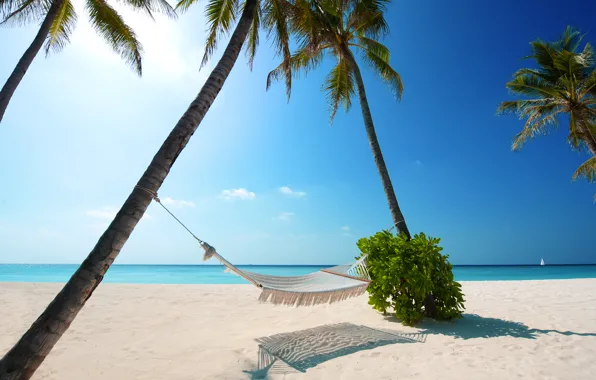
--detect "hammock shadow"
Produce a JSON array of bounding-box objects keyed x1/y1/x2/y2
[
  {"x1": 243, "y1": 323, "x2": 426, "y2": 379},
  {"x1": 385, "y1": 314, "x2": 596, "y2": 340}
]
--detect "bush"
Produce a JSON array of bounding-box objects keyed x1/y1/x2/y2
[{"x1": 357, "y1": 231, "x2": 465, "y2": 326}]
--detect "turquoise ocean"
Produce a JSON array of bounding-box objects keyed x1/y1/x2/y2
[{"x1": 1, "y1": 264, "x2": 596, "y2": 284}]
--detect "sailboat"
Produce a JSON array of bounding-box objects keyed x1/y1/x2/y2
[{"x1": 540, "y1": 258, "x2": 545, "y2": 266}]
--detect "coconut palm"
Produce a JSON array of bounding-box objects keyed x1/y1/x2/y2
[
  {"x1": 497, "y1": 26, "x2": 596, "y2": 192},
  {"x1": 267, "y1": 0, "x2": 410, "y2": 238},
  {"x1": 0, "y1": 0, "x2": 176, "y2": 123},
  {"x1": 0, "y1": 0, "x2": 291, "y2": 377}
]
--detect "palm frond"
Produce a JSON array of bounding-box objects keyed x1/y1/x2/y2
[
  {"x1": 263, "y1": 0, "x2": 292, "y2": 97},
  {"x1": 44, "y1": 0, "x2": 77, "y2": 55},
  {"x1": 579, "y1": 42, "x2": 594, "y2": 69},
  {"x1": 121, "y1": 0, "x2": 177, "y2": 20},
  {"x1": 554, "y1": 25, "x2": 583, "y2": 53},
  {"x1": 348, "y1": 6, "x2": 388, "y2": 40},
  {"x1": 526, "y1": 40, "x2": 562, "y2": 79},
  {"x1": 505, "y1": 74, "x2": 563, "y2": 99},
  {"x1": 175, "y1": 0, "x2": 197, "y2": 12},
  {"x1": 512, "y1": 68, "x2": 558, "y2": 86},
  {"x1": 580, "y1": 67, "x2": 596, "y2": 97},
  {"x1": 496, "y1": 99, "x2": 558, "y2": 115},
  {"x1": 85, "y1": 0, "x2": 143, "y2": 75},
  {"x1": 512, "y1": 114, "x2": 559, "y2": 151},
  {"x1": 355, "y1": 36, "x2": 402, "y2": 100},
  {"x1": 245, "y1": 0, "x2": 261, "y2": 70},
  {"x1": 1, "y1": 0, "x2": 46, "y2": 26},
  {"x1": 266, "y1": 44, "x2": 324, "y2": 90},
  {"x1": 290, "y1": 0, "x2": 322, "y2": 48},
  {"x1": 201, "y1": 0, "x2": 239, "y2": 68},
  {"x1": 572, "y1": 156, "x2": 596, "y2": 182},
  {"x1": 552, "y1": 49, "x2": 589, "y2": 80},
  {"x1": 323, "y1": 57, "x2": 355, "y2": 121}
]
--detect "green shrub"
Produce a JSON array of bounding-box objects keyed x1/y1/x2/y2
[{"x1": 357, "y1": 231, "x2": 465, "y2": 326}]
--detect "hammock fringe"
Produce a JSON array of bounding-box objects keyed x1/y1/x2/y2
[{"x1": 259, "y1": 284, "x2": 369, "y2": 307}]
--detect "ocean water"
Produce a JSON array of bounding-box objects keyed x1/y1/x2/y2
[{"x1": 1, "y1": 264, "x2": 596, "y2": 284}]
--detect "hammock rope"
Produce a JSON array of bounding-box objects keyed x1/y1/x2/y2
[{"x1": 136, "y1": 185, "x2": 374, "y2": 306}]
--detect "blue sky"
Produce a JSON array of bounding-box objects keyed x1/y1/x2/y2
[{"x1": 0, "y1": 0, "x2": 595, "y2": 266}]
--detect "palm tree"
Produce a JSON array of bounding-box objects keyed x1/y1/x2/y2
[
  {"x1": 267, "y1": 0, "x2": 411, "y2": 238},
  {"x1": 0, "y1": 0, "x2": 291, "y2": 378},
  {"x1": 0, "y1": 0, "x2": 176, "y2": 123},
  {"x1": 497, "y1": 26, "x2": 596, "y2": 192}
]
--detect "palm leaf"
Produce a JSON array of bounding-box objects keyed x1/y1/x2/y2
[
  {"x1": 572, "y1": 156, "x2": 596, "y2": 182},
  {"x1": 245, "y1": 0, "x2": 261, "y2": 70},
  {"x1": 496, "y1": 99, "x2": 559, "y2": 115},
  {"x1": 266, "y1": 44, "x2": 324, "y2": 90},
  {"x1": 44, "y1": 0, "x2": 77, "y2": 55},
  {"x1": 580, "y1": 67, "x2": 596, "y2": 97},
  {"x1": 555, "y1": 25, "x2": 583, "y2": 53},
  {"x1": 1, "y1": 0, "x2": 47, "y2": 26},
  {"x1": 323, "y1": 57, "x2": 355, "y2": 121},
  {"x1": 201, "y1": 0, "x2": 239, "y2": 68},
  {"x1": 505, "y1": 74, "x2": 563, "y2": 99},
  {"x1": 356, "y1": 36, "x2": 402, "y2": 100},
  {"x1": 347, "y1": 0, "x2": 389, "y2": 40},
  {"x1": 263, "y1": 0, "x2": 292, "y2": 97},
  {"x1": 121, "y1": 0, "x2": 177, "y2": 20},
  {"x1": 85, "y1": 0, "x2": 143, "y2": 75},
  {"x1": 511, "y1": 114, "x2": 559, "y2": 151},
  {"x1": 174, "y1": 0, "x2": 197, "y2": 12}
]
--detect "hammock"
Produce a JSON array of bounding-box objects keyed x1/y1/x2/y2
[
  {"x1": 201, "y1": 242, "x2": 371, "y2": 306},
  {"x1": 137, "y1": 186, "x2": 372, "y2": 307}
]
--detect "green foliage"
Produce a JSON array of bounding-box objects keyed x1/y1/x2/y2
[
  {"x1": 357, "y1": 231, "x2": 465, "y2": 326},
  {"x1": 497, "y1": 25, "x2": 596, "y2": 200},
  {"x1": 175, "y1": 0, "x2": 291, "y2": 86},
  {"x1": 267, "y1": 0, "x2": 402, "y2": 122},
  {"x1": 1, "y1": 0, "x2": 175, "y2": 74}
]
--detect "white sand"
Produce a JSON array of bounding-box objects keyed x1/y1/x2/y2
[{"x1": 1, "y1": 280, "x2": 596, "y2": 379}]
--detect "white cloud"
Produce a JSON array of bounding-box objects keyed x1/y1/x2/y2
[
  {"x1": 279, "y1": 186, "x2": 307, "y2": 197},
  {"x1": 340, "y1": 226, "x2": 350, "y2": 231},
  {"x1": 220, "y1": 188, "x2": 256, "y2": 201},
  {"x1": 274, "y1": 212, "x2": 295, "y2": 222},
  {"x1": 161, "y1": 197, "x2": 195, "y2": 208}
]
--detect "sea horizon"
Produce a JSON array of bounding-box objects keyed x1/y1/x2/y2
[{"x1": 2, "y1": 263, "x2": 596, "y2": 284}]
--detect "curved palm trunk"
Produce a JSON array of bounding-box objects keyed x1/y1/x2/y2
[
  {"x1": 0, "y1": 0, "x2": 257, "y2": 378},
  {"x1": 0, "y1": 0, "x2": 65, "y2": 124},
  {"x1": 343, "y1": 48, "x2": 411, "y2": 239}
]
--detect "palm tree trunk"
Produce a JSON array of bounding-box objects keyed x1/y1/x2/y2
[
  {"x1": 0, "y1": 0, "x2": 65, "y2": 124},
  {"x1": 0, "y1": 0, "x2": 257, "y2": 378},
  {"x1": 342, "y1": 47, "x2": 411, "y2": 239}
]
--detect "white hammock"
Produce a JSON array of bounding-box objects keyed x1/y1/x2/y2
[
  {"x1": 201, "y1": 242, "x2": 371, "y2": 307},
  {"x1": 137, "y1": 187, "x2": 372, "y2": 307}
]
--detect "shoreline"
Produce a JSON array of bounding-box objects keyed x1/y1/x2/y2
[
  {"x1": 2, "y1": 279, "x2": 596, "y2": 379},
  {"x1": 1, "y1": 277, "x2": 596, "y2": 285}
]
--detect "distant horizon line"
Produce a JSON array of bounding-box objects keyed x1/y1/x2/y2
[{"x1": 2, "y1": 263, "x2": 596, "y2": 267}]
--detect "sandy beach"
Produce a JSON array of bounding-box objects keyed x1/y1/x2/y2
[{"x1": 1, "y1": 280, "x2": 596, "y2": 379}]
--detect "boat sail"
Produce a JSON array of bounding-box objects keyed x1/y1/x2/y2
[{"x1": 540, "y1": 258, "x2": 545, "y2": 266}]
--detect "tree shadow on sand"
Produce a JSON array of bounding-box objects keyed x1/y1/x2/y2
[
  {"x1": 243, "y1": 323, "x2": 426, "y2": 379},
  {"x1": 386, "y1": 313, "x2": 596, "y2": 340}
]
